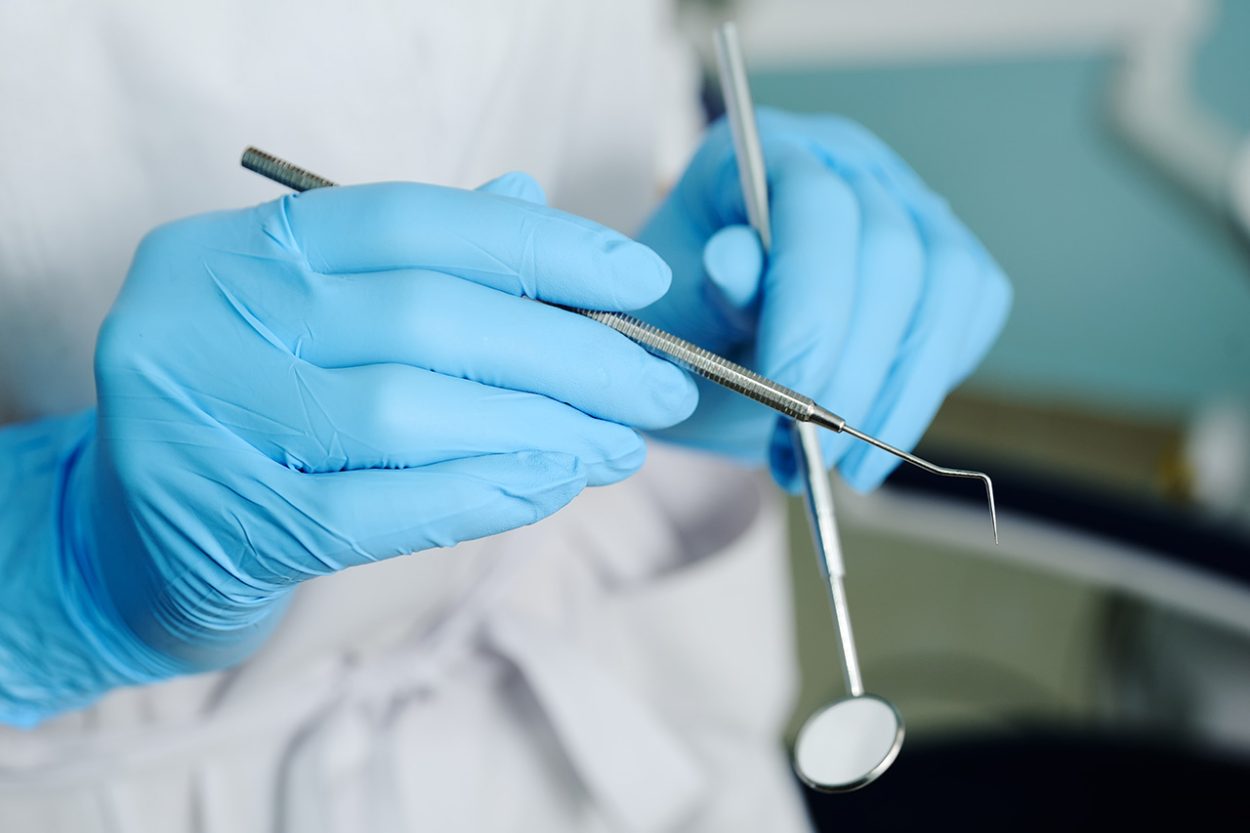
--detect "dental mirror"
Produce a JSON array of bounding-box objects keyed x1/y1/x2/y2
[
  {"x1": 790, "y1": 421, "x2": 906, "y2": 791},
  {"x1": 794, "y1": 694, "x2": 905, "y2": 792}
]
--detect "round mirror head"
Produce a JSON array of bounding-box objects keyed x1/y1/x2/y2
[{"x1": 794, "y1": 694, "x2": 905, "y2": 792}]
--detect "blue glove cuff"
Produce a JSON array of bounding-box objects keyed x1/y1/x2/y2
[
  {"x1": 0, "y1": 411, "x2": 147, "y2": 725},
  {"x1": 0, "y1": 412, "x2": 283, "y2": 726}
]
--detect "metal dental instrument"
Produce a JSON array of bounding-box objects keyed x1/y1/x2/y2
[
  {"x1": 238, "y1": 151, "x2": 997, "y2": 541},
  {"x1": 791, "y1": 420, "x2": 905, "y2": 792},
  {"x1": 715, "y1": 20, "x2": 906, "y2": 793}
]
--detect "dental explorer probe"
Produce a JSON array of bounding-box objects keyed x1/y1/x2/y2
[{"x1": 240, "y1": 147, "x2": 998, "y2": 542}]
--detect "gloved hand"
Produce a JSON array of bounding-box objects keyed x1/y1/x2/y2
[
  {"x1": 637, "y1": 108, "x2": 1012, "y2": 491},
  {"x1": 0, "y1": 174, "x2": 696, "y2": 725}
]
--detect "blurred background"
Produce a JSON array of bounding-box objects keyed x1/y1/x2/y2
[{"x1": 681, "y1": 0, "x2": 1250, "y2": 825}]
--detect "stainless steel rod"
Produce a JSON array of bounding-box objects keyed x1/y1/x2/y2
[{"x1": 794, "y1": 421, "x2": 864, "y2": 696}]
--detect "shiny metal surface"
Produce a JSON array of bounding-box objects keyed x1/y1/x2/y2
[
  {"x1": 794, "y1": 694, "x2": 905, "y2": 793},
  {"x1": 241, "y1": 146, "x2": 334, "y2": 191},
  {"x1": 571, "y1": 307, "x2": 836, "y2": 424},
  {"x1": 841, "y1": 424, "x2": 999, "y2": 543},
  {"x1": 794, "y1": 422, "x2": 864, "y2": 697},
  {"x1": 714, "y1": 22, "x2": 772, "y2": 251}
]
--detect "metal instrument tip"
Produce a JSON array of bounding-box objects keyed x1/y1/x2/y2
[{"x1": 840, "y1": 424, "x2": 999, "y2": 544}]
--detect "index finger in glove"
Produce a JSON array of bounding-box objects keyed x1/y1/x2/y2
[
  {"x1": 766, "y1": 166, "x2": 926, "y2": 489},
  {"x1": 277, "y1": 182, "x2": 670, "y2": 311},
  {"x1": 839, "y1": 203, "x2": 1011, "y2": 491}
]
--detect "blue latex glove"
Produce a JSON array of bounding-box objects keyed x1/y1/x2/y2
[
  {"x1": 637, "y1": 109, "x2": 1012, "y2": 491},
  {"x1": 0, "y1": 173, "x2": 696, "y2": 726}
]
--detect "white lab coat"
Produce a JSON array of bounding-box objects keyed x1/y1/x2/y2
[{"x1": 0, "y1": 3, "x2": 811, "y2": 830}]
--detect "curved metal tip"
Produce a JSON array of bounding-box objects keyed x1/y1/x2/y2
[{"x1": 841, "y1": 424, "x2": 999, "y2": 544}]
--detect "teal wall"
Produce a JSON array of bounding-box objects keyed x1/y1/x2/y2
[{"x1": 749, "y1": 2, "x2": 1250, "y2": 420}]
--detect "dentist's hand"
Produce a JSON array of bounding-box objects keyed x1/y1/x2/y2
[
  {"x1": 637, "y1": 109, "x2": 1011, "y2": 491},
  {"x1": 1, "y1": 174, "x2": 696, "y2": 723}
]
